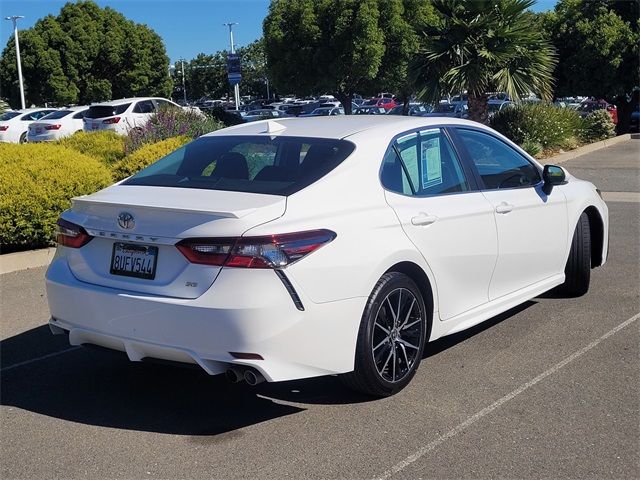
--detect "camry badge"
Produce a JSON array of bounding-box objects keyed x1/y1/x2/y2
[{"x1": 117, "y1": 212, "x2": 135, "y2": 230}]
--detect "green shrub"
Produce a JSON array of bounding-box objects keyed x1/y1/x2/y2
[
  {"x1": 0, "y1": 143, "x2": 112, "y2": 251},
  {"x1": 124, "y1": 107, "x2": 224, "y2": 153},
  {"x1": 57, "y1": 130, "x2": 126, "y2": 166},
  {"x1": 580, "y1": 109, "x2": 616, "y2": 142},
  {"x1": 113, "y1": 136, "x2": 191, "y2": 181},
  {"x1": 490, "y1": 103, "x2": 582, "y2": 153}
]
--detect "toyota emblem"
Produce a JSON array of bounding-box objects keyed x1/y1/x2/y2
[{"x1": 117, "y1": 212, "x2": 135, "y2": 230}]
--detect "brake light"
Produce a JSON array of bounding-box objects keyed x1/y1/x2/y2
[
  {"x1": 45, "y1": 124, "x2": 62, "y2": 130},
  {"x1": 55, "y1": 218, "x2": 93, "y2": 248},
  {"x1": 102, "y1": 117, "x2": 121, "y2": 124},
  {"x1": 176, "y1": 230, "x2": 336, "y2": 268},
  {"x1": 0, "y1": 125, "x2": 8, "y2": 131}
]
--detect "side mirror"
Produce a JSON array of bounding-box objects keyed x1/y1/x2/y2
[{"x1": 542, "y1": 165, "x2": 566, "y2": 194}]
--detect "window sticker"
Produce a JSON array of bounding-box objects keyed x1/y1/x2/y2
[{"x1": 421, "y1": 135, "x2": 442, "y2": 189}]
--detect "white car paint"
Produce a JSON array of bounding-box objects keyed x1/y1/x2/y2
[
  {"x1": 83, "y1": 97, "x2": 201, "y2": 135},
  {"x1": 27, "y1": 106, "x2": 88, "y2": 142},
  {"x1": 46, "y1": 116, "x2": 609, "y2": 386},
  {"x1": 0, "y1": 108, "x2": 59, "y2": 143}
]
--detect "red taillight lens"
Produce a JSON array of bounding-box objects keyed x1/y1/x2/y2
[
  {"x1": 44, "y1": 124, "x2": 62, "y2": 130},
  {"x1": 176, "y1": 230, "x2": 336, "y2": 268},
  {"x1": 102, "y1": 117, "x2": 121, "y2": 124},
  {"x1": 0, "y1": 125, "x2": 8, "y2": 131},
  {"x1": 55, "y1": 218, "x2": 93, "y2": 248}
]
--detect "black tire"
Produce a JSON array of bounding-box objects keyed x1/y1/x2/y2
[
  {"x1": 559, "y1": 212, "x2": 591, "y2": 296},
  {"x1": 341, "y1": 272, "x2": 428, "y2": 397},
  {"x1": 19, "y1": 132, "x2": 27, "y2": 144}
]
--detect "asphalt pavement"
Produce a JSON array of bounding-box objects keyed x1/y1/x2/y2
[{"x1": 1, "y1": 138, "x2": 639, "y2": 479}]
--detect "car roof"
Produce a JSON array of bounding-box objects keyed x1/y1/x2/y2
[
  {"x1": 205, "y1": 116, "x2": 488, "y2": 140},
  {"x1": 88, "y1": 97, "x2": 166, "y2": 106},
  {"x1": 17, "y1": 107, "x2": 57, "y2": 113}
]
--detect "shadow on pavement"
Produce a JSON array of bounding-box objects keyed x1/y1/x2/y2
[{"x1": 1, "y1": 301, "x2": 536, "y2": 434}]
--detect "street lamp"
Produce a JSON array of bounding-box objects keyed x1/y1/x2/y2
[
  {"x1": 5, "y1": 15, "x2": 26, "y2": 109},
  {"x1": 223, "y1": 22, "x2": 240, "y2": 110}
]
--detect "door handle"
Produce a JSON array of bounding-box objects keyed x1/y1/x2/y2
[
  {"x1": 495, "y1": 202, "x2": 514, "y2": 214},
  {"x1": 411, "y1": 213, "x2": 438, "y2": 226}
]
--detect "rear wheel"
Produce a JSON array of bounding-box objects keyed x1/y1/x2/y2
[
  {"x1": 559, "y1": 212, "x2": 591, "y2": 296},
  {"x1": 19, "y1": 132, "x2": 27, "y2": 144},
  {"x1": 341, "y1": 272, "x2": 427, "y2": 397}
]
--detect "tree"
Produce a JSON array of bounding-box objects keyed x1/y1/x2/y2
[
  {"x1": 410, "y1": 0, "x2": 557, "y2": 123},
  {"x1": 263, "y1": 0, "x2": 387, "y2": 113},
  {"x1": 544, "y1": 0, "x2": 639, "y2": 133},
  {"x1": 0, "y1": 0, "x2": 171, "y2": 107}
]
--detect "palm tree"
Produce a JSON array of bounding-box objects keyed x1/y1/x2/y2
[{"x1": 410, "y1": 0, "x2": 557, "y2": 123}]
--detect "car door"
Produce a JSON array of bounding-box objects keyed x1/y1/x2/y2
[
  {"x1": 382, "y1": 128, "x2": 498, "y2": 320},
  {"x1": 453, "y1": 128, "x2": 568, "y2": 300},
  {"x1": 131, "y1": 100, "x2": 156, "y2": 128}
]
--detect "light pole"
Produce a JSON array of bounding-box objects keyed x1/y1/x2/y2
[
  {"x1": 181, "y1": 60, "x2": 187, "y2": 104},
  {"x1": 223, "y1": 22, "x2": 240, "y2": 110},
  {"x1": 5, "y1": 15, "x2": 26, "y2": 109}
]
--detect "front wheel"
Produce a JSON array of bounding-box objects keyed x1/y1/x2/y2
[
  {"x1": 341, "y1": 272, "x2": 427, "y2": 397},
  {"x1": 559, "y1": 212, "x2": 591, "y2": 296},
  {"x1": 19, "y1": 132, "x2": 27, "y2": 144}
]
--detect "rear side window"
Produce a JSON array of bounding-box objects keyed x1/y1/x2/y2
[
  {"x1": 86, "y1": 104, "x2": 131, "y2": 118},
  {"x1": 456, "y1": 128, "x2": 541, "y2": 189},
  {"x1": 381, "y1": 128, "x2": 468, "y2": 197},
  {"x1": 123, "y1": 136, "x2": 355, "y2": 196}
]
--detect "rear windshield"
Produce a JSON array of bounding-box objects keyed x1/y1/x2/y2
[
  {"x1": 40, "y1": 110, "x2": 73, "y2": 120},
  {"x1": 123, "y1": 135, "x2": 356, "y2": 196},
  {"x1": 0, "y1": 111, "x2": 20, "y2": 121},
  {"x1": 85, "y1": 104, "x2": 131, "y2": 118}
]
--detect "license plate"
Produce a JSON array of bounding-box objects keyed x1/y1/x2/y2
[{"x1": 110, "y1": 243, "x2": 158, "y2": 280}]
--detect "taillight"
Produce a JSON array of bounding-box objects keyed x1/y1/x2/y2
[
  {"x1": 0, "y1": 125, "x2": 8, "y2": 131},
  {"x1": 176, "y1": 230, "x2": 336, "y2": 268},
  {"x1": 55, "y1": 218, "x2": 93, "y2": 248},
  {"x1": 44, "y1": 124, "x2": 62, "y2": 130},
  {"x1": 102, "y1": 117, "x2": 121, "y2": 124}
]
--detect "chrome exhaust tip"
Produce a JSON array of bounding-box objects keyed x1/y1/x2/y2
[{"x1": 243, "y1": 369, "x2": 265, "y2": 386}]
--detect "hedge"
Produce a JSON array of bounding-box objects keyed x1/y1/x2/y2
[
  {"x1": 112, "y1": 135, "x2": 191, "y2": 181},
  {"x1": 581, "y1": 109, "x2": 616, "y2": 142},
  {"x1": 57, "y1": 130, "x2": 126, "y2": 166},
  {"x1": 0, "y1": 143, "x2": 112, "y2": 251}
]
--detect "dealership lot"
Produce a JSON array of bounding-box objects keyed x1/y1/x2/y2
[{"x1": 1, "y1": 139, "x2": 639, "y2": 479}]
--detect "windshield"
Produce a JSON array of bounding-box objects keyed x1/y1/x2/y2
[
  {"x1": 123, "y1": 135, "x2": 356, "y2": 196},
  {"x1": 40, "y1": 110, "x2": 73, "y2": 120},
  {"x1": 0, "y1": 111, "x2": 20, "y2": 121},
  {"x1": 85, "y1": 104, "x2": 131, "y2": 118}
]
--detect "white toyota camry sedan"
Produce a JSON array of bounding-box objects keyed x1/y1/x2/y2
[{"x1": 46, "y1": 116, "x2": 609, "y2": 396}]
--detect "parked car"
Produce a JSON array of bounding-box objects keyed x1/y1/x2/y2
[
  {"x1": 46, "y1": 116, "x2": 608, "y2": 397},
  {"x1": 83, "y1": 97, "x2": 197, "y2": 134},
  {"x1": 363, "y1": 97, "x2": 397, "y2": 110},
  {"x1": 354, "y1": 106, "x2": 388, "y2": 115},
  {"x1": 0, "y1": 108, "x2": 58, "y2": 143},
  {"x1": 243, "y1": 109, "x2": 288, "y2": 122},
  {"x1": 577, "y1": 100, "x2": 618, "y2": 124},
  {"x1": 487, "y1": 100, "x2": 515, "y2": 118},
  {"x1": 387, "y1": 104, "x2": 433, "y2": 116},
  {"x1": 630, "y1": 104, "x2": 640, "y2": 132},
  {"x1": 300, "y1": 107, "x2": 344, "y2": 117},
  {"x1": 27, "y1": 106, "x2": 89, "y2": 142},
  {"x1": 425, "y1": 101, "x2": 469, "y2": 118}
]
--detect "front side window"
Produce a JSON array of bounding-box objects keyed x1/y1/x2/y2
[
  {"x1": 456, "y1": 128, "x2": 541, "y2": 189},
  {"x1": 133, "y1": 100, "x2": 156, "y2": 114},
  {"x1": 123, "y1": 136, "x2": 355, "y2": 196},
  {"x1": 381, "y1": 128, "x2": 469, "y2": 196}
]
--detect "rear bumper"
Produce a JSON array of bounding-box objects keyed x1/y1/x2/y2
[{"x1": 46, "y1": 257, "x2": 365, "y2": 382}]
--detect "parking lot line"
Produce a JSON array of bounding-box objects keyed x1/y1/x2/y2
[
  {"x1": 1, "y1": 346, "x2": 80, "y2": 373},
  {"x1": 374, "y1": 311, "x2": 640, "y2": 480}
]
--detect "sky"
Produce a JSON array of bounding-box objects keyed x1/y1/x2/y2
[{"x1": 0, "y1": 0, "x2": 558, "y2": 63}]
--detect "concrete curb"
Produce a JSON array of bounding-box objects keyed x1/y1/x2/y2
[
  {"x1": 0, "y1": 247, "x2": 56, "y2": 275},
  {"x1": 539, "y1": 133, "x2": 632, "y2": 165},
  {"x1": 0, "y1": 134, "x2": 635, "y2": 275}
]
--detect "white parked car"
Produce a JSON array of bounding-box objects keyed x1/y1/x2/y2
[
  {"x1": 27, "y1": 106, "x2": 89, "y2": 142},
  {"x1": 0, "y1": 108, "x2": 59, "y2": 143},
  {"x1": 46, "y1": 116, "x2": 608, "y2": 397},
  {"x1": 83, "y1": 97, "x2": 200, "y2": 135}
]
